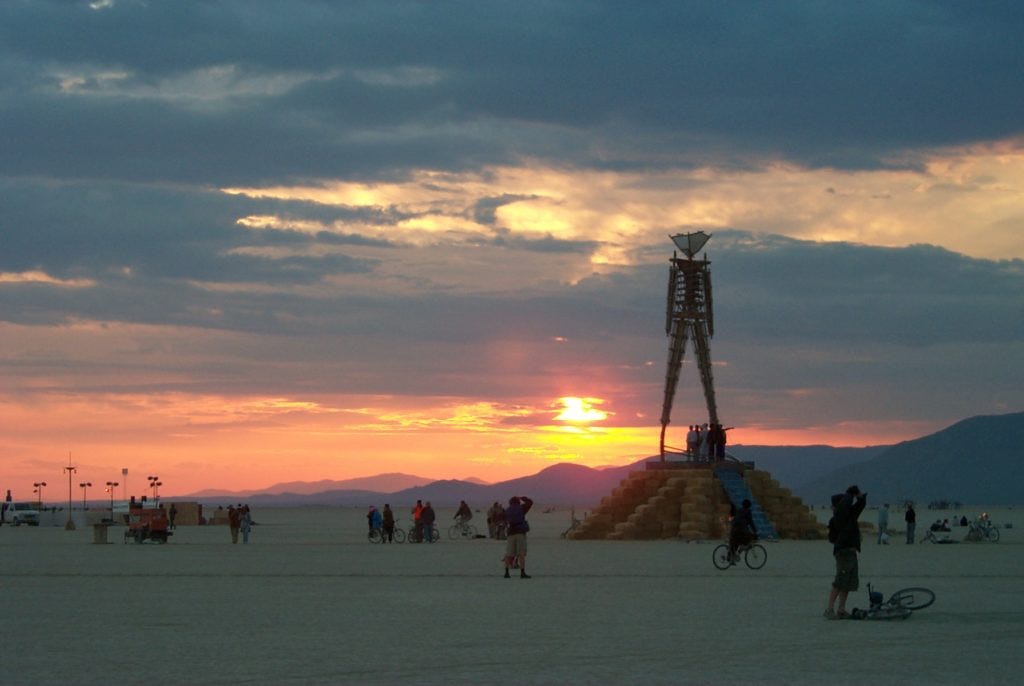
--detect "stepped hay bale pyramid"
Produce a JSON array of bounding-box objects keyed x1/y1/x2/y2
[{"x1": 569, "y1": 463, "x2": 825, "y2": 541}]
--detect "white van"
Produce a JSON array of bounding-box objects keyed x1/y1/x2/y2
[{"x1": 3, "y1": 502, "x2": 40, "y2": 526}]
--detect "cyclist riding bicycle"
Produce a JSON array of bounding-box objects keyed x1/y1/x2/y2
[
  {"x1": 454, "y1": 500, "x2": 473, "y2": 525},
  {"x1": 728, "y1": 499, "x2": 758, "y2": 563}
]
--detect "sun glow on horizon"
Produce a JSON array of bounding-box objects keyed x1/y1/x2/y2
[{"x1": 553, "y1": 397, "x2": 609, "y2": 423}]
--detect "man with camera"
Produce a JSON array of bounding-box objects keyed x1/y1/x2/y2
[{"x1": 825, "y1": 485, "x2": 867, "y2": 619}]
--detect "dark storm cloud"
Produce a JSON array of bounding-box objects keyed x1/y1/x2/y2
[
  {"x1": 712, "y1": 232, "x2": 1024, "y2": 346},
  {"x1": 0, "y1": 179, "x2": 381, "y2": 286},
  {"x1": 1, "y1": 1, "x2": 1022, "y2": 186}
]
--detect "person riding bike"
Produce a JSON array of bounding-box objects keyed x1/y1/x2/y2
[
  {"x1": 728, "y1": 499, "x2": 758, "y2": 563},
  {"x1": 454, "y1": 500, "x2": 473, "y2": 525}
]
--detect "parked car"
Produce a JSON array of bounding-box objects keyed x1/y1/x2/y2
[{"x1": 4, "y1": 502, "x2": 41, "y2": 526}]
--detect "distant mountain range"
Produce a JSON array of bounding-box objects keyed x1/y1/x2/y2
[
  {"x1": 794, "y1": 412, "x2": 1024, "y2": 506},
  {"x1": 187, "y1": 472, "x2": 438, "y2": 498},
  {"x1": 179, "y1": 412, "x2": 1024, "y2": 508}
]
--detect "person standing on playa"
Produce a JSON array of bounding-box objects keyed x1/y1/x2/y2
[
  {"x1": 412, "y1": 499, "x2": 424, "y2": 542},
  {"x1": 825, "y1": 485, "x2": 867, "y2": 619},
  {"x1": 905, "y1": 502, "x2": 916, "y2": 544},
  {"x1": 240, "y1": 505, "x2": 252, "y2": 544},
  {"x1": 877, "y1": 503, "x2": 889, "y2": 544},
  {"x1": 420, "y1": 501, "x2": 436, "y2": 543},
  {"x1": 367, "y1": 505, "x2": 382, "y2": 540},
  {"x1": 382, "y1": 504, "x2": 395, "y2": 543},
  {"x1": 503, "y1": 495, "x2": 533, "y2": 579},
  {"x1": 228, "y1": 504, "x2": 241, "y2": 544}
]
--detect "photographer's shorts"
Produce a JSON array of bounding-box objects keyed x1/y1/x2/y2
[
  {"x1": 832, "y1": 548, "x2": 859, "y2": 592},
  {"x1": 505, "y1": 532, "x2": 528, "y2": 558}
]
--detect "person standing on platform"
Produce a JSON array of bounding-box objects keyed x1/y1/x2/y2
[{"x1": 686, "y1": 425, "x2": 699, "y2": 459}]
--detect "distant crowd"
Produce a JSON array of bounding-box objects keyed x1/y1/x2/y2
[
  {"x1": 364, "y1": 496, "x2": 535, "y2": 577},
  {"x1": 685, "y1": 423, "x2": 731, "y2": 461}
]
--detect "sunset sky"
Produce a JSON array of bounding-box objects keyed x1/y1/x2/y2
[{"x1": 2, "y1": 2, "x2": 1022, "y2": 499}]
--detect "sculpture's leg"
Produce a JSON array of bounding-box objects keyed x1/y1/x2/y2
[
  {"x1": 691, "y1": 321, "x2": 718, "y2": 426},
  {"x1": 659, "y1": 320, "x2": 690, "y2": 458}
]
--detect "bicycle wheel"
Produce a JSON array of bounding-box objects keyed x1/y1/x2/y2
[
  {"x1": 712, "y1": 544, "x2": 732, "y2": 570},
  {"x1": 888, "y1": 587, "x2": 935, "y2": 611},
  {"x1": 368, "y1": 529, "x2": 382, "y2": 544},
  {"x1": 448, "y1": 524, "x2": 461, "y2": 540},
  {"x1": 744, "y1": 543, "x2": 767, "y2": 570},
  {"x1": 392, "y1": 527, "x2": 406, "y2": 543},
  {"x1": 466, "y1": 523, "x2": 477, "y2": 538},
  {"x1": 986, "y1": 527, "x2": 1000, "y2": 543}
]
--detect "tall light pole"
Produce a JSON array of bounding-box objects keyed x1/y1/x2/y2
[
  {"x1": 105, "y1": 481, "x2": 119, "y2": 522},
  {"x1": 64, "y1": 457, "x2": 77, "y2": 530},
  {"x1": 80, "y1": 482, "x2": 92, "y2": 509},
  {"x1": 33, "y1": 481, "x2": 47, "y2": 511},
  {"x1": 147, "y1": 475, "x2": 162, "y2": 501}
]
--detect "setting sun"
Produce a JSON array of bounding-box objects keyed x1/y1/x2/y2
[{"x1": 554, "y1": 397, "x2": 609, "y2": 423}]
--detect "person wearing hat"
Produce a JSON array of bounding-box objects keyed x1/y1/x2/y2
[{"x1": 824, "y1": 485, "x2": 867, "y2": 619}]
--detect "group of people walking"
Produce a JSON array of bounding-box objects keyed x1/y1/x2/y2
[{"x1": 685, "y1": 423, "x2": 730, "y2": 461}]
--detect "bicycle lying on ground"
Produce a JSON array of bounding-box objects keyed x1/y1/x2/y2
[
  {"x1": 560, "y1": 509, "x2": 582, "y2": 538},
  {"x1": 448, "y1": 520, "x2": 478, "y2": 540},
  {"x1": 850, "y1": 583, "x2": 936, "y2": 620},
  {"x1": 965, "y1": 518, "x2": 1000, "y2": 543},
  {"x1": 712, "y1": 540, "x2": 767, "y2": 570}
]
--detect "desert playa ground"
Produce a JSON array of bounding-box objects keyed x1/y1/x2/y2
[{"x1": 1, "y1": 505, "x2": 1022, "y2": 685}]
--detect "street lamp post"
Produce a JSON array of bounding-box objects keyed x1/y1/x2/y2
[
  {"x1": 33, "y1": 482, "x2": 47, "y2": 511},
  {"x1": 80, "y1": 482, "x2": 92, "y2": 509},
  {"x1": 105, "y1": 481, "x2": 119, "y2": 522},
  {"x1": 148, "y1": 475, "x2": 162, "y2": 501},
  {"x1": 64, "y1": 462, "x2": 77, "y2": 530}
]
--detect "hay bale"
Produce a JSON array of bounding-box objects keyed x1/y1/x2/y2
[{"x1": 684, "y1": 494, "x2": 710, "y2": 508}]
